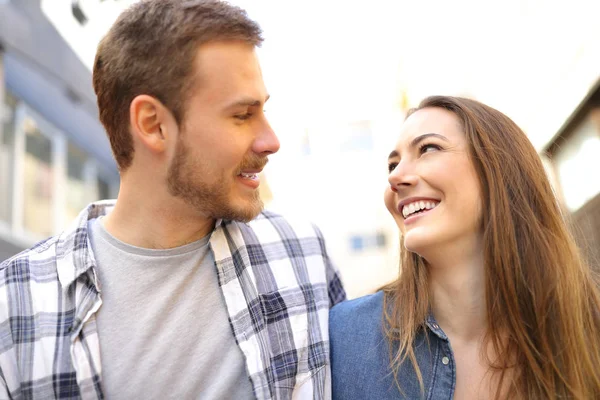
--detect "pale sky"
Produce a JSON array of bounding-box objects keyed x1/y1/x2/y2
[
  {"x1": 232, "y1": 0, "x2": 600, "y2": 151},
  {"x1": 43, "y1": 0, "x2": 600, "y2": 150}
]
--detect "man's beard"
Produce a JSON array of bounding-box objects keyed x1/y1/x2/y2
[{"x1": 167, "y1": 137, "x2": 265, "y2": 222}]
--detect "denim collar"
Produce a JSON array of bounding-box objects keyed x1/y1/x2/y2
[{"x1": 425, "y1": 312, "x2": 449, "y2": 341}]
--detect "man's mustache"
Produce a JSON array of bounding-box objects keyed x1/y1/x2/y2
[{"x1": 237, "y1": 154, "x2": 268, "y2": 172}]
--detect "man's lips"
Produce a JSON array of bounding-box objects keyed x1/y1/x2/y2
[
  {"x1": 237, "y1": 168, "x2": 262, "y2": 189},
  {"x1": 236, "y1": 157, "x2": 268, "y2": 188},
  {"x1": 238, "y1": 170, "x2": 261, "y2": 179}
]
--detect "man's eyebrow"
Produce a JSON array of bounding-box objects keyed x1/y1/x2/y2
[
  {"x1": 224, "y1": 94, "x2": 270, "y2": 110},
  {"x1": 387, "y1": 133, "x2": 450, "y2": 159}
]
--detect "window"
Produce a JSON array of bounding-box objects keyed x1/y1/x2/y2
[
  {"x1": 0, "y1": 92, "x2": 17, "y2": 224},
  {"x1": 349, "y1": 231, "x2": 388, "y2": 253},
  {"x1": 22, "y1": 118, "x2": 54, "y2": 237},
  {"x1": 553, "y1": 109, "x2": 600, "y2": 212},
  {"x1": 350, "y1": 235, "x2": 364, "y2": 251},
  {"x1": 65, "y1": 143, "x2": 89, "y2": 225},
  {"x1": 550, "y1": 103, "x2": 600, "y2": 271},
  {"x1": 0, "y1": 96, "x2": 120, "y2": 248}
]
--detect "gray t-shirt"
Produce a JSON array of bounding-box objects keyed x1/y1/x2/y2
[{"x1": 87, "y1": 217, "x2": 254, "y2": 400}]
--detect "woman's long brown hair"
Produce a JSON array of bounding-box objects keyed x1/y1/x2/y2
[{"x1": 383, "y1": 95, "x2": 600, "y2": 399}]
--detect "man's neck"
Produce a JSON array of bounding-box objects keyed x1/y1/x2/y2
[{"x1": 102, "y1": 186, "x2": 215, "y2": 250}]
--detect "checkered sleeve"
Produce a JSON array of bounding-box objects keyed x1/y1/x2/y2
[
  {"x1": 0, "y1": 239, "x2": 72, "y2": 400},
  {"x1": 0, "y1": 298, "x2": 13, "y2": 398},
  {"x1": 0, "y1": 203, "x2": 106, "y2": 400},
  {"x1": 0, "y1": 249, "x2": 36, "y2": 399},
  {"x1": 312, "y1": 225, "x2": 346, "y2": 307},
  {"x1": 212, "y1": 211, "x2": 349, "y2": 399},
  {"x1": 0, "y1": 377, "x2": 8, "y2": 398}
]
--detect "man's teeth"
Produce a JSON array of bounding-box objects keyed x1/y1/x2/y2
[
  {"x1": 402, "y1": 201, "x2": 438, "y2": 218},
  {"x1": 240, "y1": 172, "x2": 258, "y2": 179}
]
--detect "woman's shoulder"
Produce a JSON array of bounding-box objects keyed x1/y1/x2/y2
[
  {"x1": 331, "y1": 290, "x2": 384, "y2": 315},
  {"x1": 330, "y1": 291, "x2": 399, "y2": 399},
  {"x1": 330, "y1": 291, "x2": 385, "y2": 332}
]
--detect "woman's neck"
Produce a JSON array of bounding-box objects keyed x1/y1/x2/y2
[{"x1": 427, "y1": 242, "x2": 487, "y2": 343}]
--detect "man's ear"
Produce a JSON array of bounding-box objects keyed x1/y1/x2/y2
[{"x1": 129, "y1": 95, "x2": 173, "y2": 154}]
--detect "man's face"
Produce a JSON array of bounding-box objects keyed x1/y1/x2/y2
[{"x1": 167, "y1": 40, "x2": 279, "y2": 222}]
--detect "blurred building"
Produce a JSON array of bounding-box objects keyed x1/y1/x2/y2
[
  {"x1": 544, "y1": 78, "x2": 600, "y2": 270},
  {"x1": 517, "y1": 20, "x2": 600, "y2": 270},
  {"x1": 265, "y1": 115, "x2": 402, "y2": 299},
  {"x1": 0, "y1": 0, "x2": 119, "y2": 261}
]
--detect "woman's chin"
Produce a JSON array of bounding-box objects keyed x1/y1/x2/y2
[
  {"x1": 403, "y1": 231, "x2": 430, "y2": 253},
  {"x1": 403, "y1": 240, "x2": 429, "y2": 259}
]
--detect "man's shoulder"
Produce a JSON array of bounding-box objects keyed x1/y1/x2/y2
[
  {"x1": 220, "y1": 210, "x2": 346, "y2": 299},
  {"x1": 233, "y1": 210, "x2": 324, "y2": 241},
  {"x1": 0, "y1": 235, "x2": 60, "y2": 277},
  {"x1": 0, "y1": 236, "x2": 61, "y2": 326},
  {"x1": 0, "y1": 200, "x2": 113, "y2": 275}
]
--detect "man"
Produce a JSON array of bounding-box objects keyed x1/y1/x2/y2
[{"x1": 0, "y1": 1, "x2": 346, "y2": 399}]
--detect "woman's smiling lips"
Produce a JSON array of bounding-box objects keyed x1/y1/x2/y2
[{"x1": 397, "y1": 197, "x2": 441, "y2": 224}]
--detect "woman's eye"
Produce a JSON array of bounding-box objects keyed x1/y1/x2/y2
[
  {"x1": 419, "y1": 143, "x2": 441, "y2": 154},
  {"x1": 387, "y1": 162, "x2": 398, "y2": 173}
]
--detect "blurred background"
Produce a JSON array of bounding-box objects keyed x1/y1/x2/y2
[{"x1": 0, "y1": 0, "x2": 599, "y2": 298}]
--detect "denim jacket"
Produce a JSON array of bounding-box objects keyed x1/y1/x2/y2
[{"x1": 330, "y1": 291, "x2": 456, "y2": 399}]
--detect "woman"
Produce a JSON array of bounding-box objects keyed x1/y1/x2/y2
[{"x1": 330, "y1": 96, "x2": 600, "y2": 399}]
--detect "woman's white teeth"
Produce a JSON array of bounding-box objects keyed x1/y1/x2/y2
[{"x1": 402, "y1": 201, "x2": 438, "y2": 218}]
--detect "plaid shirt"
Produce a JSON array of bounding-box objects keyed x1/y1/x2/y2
[{"x1": 0, "y1": 201, "x2": 346, "y2": 399}]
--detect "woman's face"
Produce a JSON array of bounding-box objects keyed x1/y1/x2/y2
[{"x1": 384, "y1": 107, "x2": 482, "y2": 257}]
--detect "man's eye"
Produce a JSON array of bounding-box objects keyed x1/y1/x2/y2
[
  {"x1": 387, "y1": 162, "x2": 398, "y2": 173},
  {"x1": 235, "y1": 113, "x2": 252, "y2": 121}
]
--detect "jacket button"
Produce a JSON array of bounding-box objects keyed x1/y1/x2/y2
[{"x1": 442, "y1": 356, "x2": 450, "y2": 365}]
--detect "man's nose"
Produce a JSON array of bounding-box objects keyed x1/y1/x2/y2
[{"x1": 253, "y1": 116, "x2": 280, "y2": 155}]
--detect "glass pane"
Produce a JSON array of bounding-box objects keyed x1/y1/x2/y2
[
  {"x1": 350, "y1": 235, "x2": 364, "y2": 252},
  {"x1": 65, "y1": 143, "x2": 89, "y2": 225},
  {"x1": 23, "y1": 118, "x2": 54, "y2": 237},
  {"x1": 0, "y1": 92, "x2": 18, "y2": 223},
  {"x1": 554, "y1": 109, "x2": 600, "y2": 212}
]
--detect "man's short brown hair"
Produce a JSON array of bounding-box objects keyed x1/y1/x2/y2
[{"x1": 92, "y1": 0, "x2": 263, "y2": 170}]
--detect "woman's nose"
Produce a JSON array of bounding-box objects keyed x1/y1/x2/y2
[{"x1": 388, "y1": 160, "x2": 418, "y2": 192}]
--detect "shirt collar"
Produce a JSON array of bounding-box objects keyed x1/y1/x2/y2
[
  {"x1": 56, "y1": 200, "x2": 116, "y2": 290},
  {"x1": 56, "y1": 201, "x2": 226, "y2": 290},
  {"x1": 425, "y1": 312, "x2": 449, "y2": 341}
]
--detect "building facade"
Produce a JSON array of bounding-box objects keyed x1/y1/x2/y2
[
  {"x1": 0, "y1": 0, "x2": 119, "y2": 261},
  {"x1": 545, "y1": 79, "x2": 600, "y2": 270}
]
